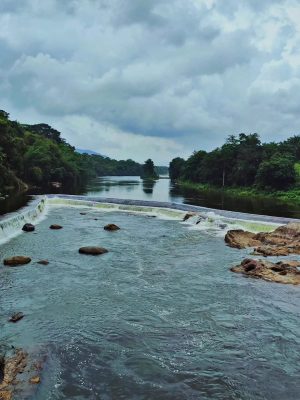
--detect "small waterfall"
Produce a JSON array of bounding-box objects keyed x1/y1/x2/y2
[{"x1": 0, "y1": 196, "x2": 47, "y2": 245}]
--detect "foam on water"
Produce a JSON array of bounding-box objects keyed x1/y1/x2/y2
[
  {"x1": 0, "y1": 197, "x2": 48, "y2": 245},
  {"x1": 0, "y1": 194, "x2": 295, "y2": 246}
]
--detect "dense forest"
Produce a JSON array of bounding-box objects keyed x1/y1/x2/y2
[
  {"x1": 0, "y1": 110, "x2": 142, "y2": 196},
  {"x1": 169, "y1": 133, "x2": 300, "y2": 191}
]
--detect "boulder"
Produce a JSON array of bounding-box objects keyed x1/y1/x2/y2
[
  {"x1": 37, "y1": 260, "x2": 49, "y2": 265},
  {"x1": 49, "y1": 224, "x2": 63, "y2": 230},
  {"x1": 22, "y1": 223, "x2": 35, "y2": 232},
  {"x1": 183, "y1": 212, "x2": 196, "y2": 222},
  {"x1": 231, "y1": 258, "x2": 300, "y2": 285},
  {"x1": 9, "y1": 312, "x2": 24, "y2": 323},
  {"x1": 225, "y1": 222, "x2": 300, "y2": 256},
  {"x1": 79, "y1": 247, "x2": 108, "y2": 255},
  {"x1": 104, "y1": 224, "x2": 120, "y2": 231},
  {"x1": 3, "y1": 256, "x2": 31, "y2": 266},
  {"x1": 225, "y1": 230, "x2": 261, "y2": 249}
]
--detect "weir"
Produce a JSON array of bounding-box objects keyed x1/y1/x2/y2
[{"x1": 0, "y1": 194, "x2": 299, "y2": 245}]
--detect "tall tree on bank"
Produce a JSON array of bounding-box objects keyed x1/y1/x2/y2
[{"x1": 141, "y1": 159, "x2": 159, "y2": 180}]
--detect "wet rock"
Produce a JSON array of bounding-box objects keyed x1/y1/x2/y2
[
  {"x1": 49, "y1": 224, "x2": 63, "y2": 230},
  {"x1": 29, "y1": 376, "x2": 40, "y2": 384},
  {"x1": 79, "y1": 246, "x2": 108, "y2": 255},
  {"x1": 225, "y1": 222, "x2": 300, "y2": 256},
  {"x1": 183, "y1": 212, "x2": 196, "y2": 222},
  {"x1": 9, "y1": 312, "x2": 24, "y2": 323},
  {"x1": 80, "y1": 212, "x2": 87, "y2": 215},
  {"x1": 225, "y1": 230, "x2": 261, "y2": 249},
  {"x1": 37, "y1": 260, "x2": 49, "y2": 265},
  {"x1": 0, "y1": 349, "x2": 28, "y2": 397},
  {"x1": 104, "y1": 224, "x2": 120, "y2": 231},
  {"x1": 22, "y1": 223, "x2": 35, "y2": 232},
  {"x1": 3, "y1": 256, "x2": 31, "y2": 266},
  {"x1": 231, "y1": 258, "x2": 300, "y2": 285}
]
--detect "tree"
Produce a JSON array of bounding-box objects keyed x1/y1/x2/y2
[
  {"x1": 169, "y1": 157, "x2": 185, "y2": 180},
  {"x1": 141, "y1": 159, "x2": 159, "y2": 179},
  {"x1": 255, "y1": 154, "x2": 296, "y2": 190}
]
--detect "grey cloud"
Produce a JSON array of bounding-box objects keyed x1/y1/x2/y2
[{"x1": 1, "y1": 0, "x2": 300, "y2": 163}]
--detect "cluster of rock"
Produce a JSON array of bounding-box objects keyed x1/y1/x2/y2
[
  {"x1": 0, "y1": 214, "x2": 121, "y2": 397},
  {"x1": 226, "y1": 222, "x2": 300, "y2": 285}
]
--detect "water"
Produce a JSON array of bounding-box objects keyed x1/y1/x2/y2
[
  {"x1": 2, "y1": 176, "x2": 300, "y2": 219},
  {"x1": 0, "y1": 199, "x2": 300, "y2": 399}
]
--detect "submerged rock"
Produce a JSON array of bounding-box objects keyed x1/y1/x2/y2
[
  {"x1": 3, "y1": 256, "x2": 31, "y2": 266},
  {"x1": 225, "y1": 222, "x2": 300, "y2": 256},
  {"x1": 22, "y1": 223, "x2": 35, "y2": 232},
  {"x1": 9, "y1": 312, "x2": 24, "y2": 323},
  {"x1": 231, "y1": 258, "x2": 300, "y2": 285},
  {"x1": 80, "y1": 212, "x2": 87, "y2": 215},
  {"x1": 49, "y1": 224, "x2": 63, "y2": 230},
  {"x1": 79, "y1": 246, "x2": 108, "y2": 255},
  {"x1": 37, "y1": 260, "x2": 49, "y2": 265},
  {"x1": 29, "y1": 376, "x2": 40, "y2": 384},
  {"x1": 104, "y1": 224, "x2": 120, "y2": 231}
]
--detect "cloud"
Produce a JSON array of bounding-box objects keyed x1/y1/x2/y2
[{"x1": 1, "y1": 0, "x2": 300, "y2": 162}]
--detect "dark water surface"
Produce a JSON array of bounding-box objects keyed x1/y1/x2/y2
[
  {"x1": 1, "y1": 206, "x2": 300, "y2": 399},
  {"x1": 2, "y1": 176, "x2": 300, "y2": 218}
]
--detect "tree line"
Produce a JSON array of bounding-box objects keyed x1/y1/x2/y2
[
  {"x1": 169, "y1": 133, "x2": 300, "y2": 191},
  {"x1": 0, "y1": 110, "x2": 142, "y2": 195}
]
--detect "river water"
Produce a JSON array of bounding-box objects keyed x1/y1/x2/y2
[
  {"x1": 0, "y1": 181, "x2": 300, "y2": 399},
  {"x1": 2, "y1": 175, "x2": 300, "y2": 218}
]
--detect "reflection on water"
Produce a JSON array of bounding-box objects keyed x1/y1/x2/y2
[
  {"x1": 86, "y1": 176, "x2": 300, "y2": 219},
  {"x1": 2, "y1": 176, "x2": 300, "y2": 218}
]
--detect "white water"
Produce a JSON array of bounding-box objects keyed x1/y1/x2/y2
[{"x1": 0, "y1": 195, "x2": 284, "y2": 246}]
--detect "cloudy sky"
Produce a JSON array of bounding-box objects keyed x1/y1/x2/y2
[{"x1": 1, "y1": 0, "x2": 300, "y2": 163}]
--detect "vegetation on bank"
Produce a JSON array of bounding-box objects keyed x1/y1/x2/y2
[
  {"x1": 141, "y1": 159, "x2": 159, "y2": 180},
  {"x1": 0, "y1": 110, "x2": 142, "y2": 195},
  {"x1": 169, "y1": 133, "x2": 300, "y2": 200}
]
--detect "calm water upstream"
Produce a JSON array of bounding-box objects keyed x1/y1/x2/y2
[
  {"x1": 2, "y1": 176, "x2": 300, "y2": 218},
  {"x1": 0, "y1": 203, "x2": 300, "y2": 399}
]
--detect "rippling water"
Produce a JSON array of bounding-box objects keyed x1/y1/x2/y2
[{"x1": 1, "y1": 204, "x2": 300, "y2": 399}]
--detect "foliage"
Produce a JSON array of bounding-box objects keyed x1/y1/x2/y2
[
  {"x1": 0, "y1": 110, "x2": 142, "y2": 195},
  {"x1": 141, "y1": 159, "x2": 159, "y2": 179},
  {"x1": 169, "y1": 133, "x2": 300, "y2": 192}
]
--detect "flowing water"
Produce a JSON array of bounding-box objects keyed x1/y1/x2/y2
[{"x1": 0, "y1": 196, "x2": 300, "y2": 399}]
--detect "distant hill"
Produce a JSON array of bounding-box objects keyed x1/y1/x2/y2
[{"x1": 76, "y1": 148, "x2": 103, "y2": 156}]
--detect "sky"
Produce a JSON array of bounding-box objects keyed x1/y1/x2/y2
[{"x1": 1, "y1": 0, "x2": 300, "y2": 164}]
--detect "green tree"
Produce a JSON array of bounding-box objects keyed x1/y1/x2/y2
[
  {"x1": 141, "y1": 159, "x2": 159, "y2": 179},
  {"x1": 169, "y1": 157, "x2": 185, "y2": 180},
  {"x1": 255, "y1": 154, "x2": 296, "y2": 190}
]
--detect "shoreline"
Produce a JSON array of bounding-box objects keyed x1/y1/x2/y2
[{"x1": 176, "y1": 180, "x2": 300, "y2": 206}]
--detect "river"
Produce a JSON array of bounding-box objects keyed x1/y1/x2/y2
[{"x1": 0, "y1": 178, "x2": 300, "y2": 399}]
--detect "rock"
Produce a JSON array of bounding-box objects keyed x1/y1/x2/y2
[
  {"x1": 225, "y1": 222, "x2": 300, "y2": 256},
  {"x1": 3, "y1": 256, "x2": 31, "y2": 266},
  {"x1": 9, "y1": 312, "x2": 24, "y2": 323},
  {"x1": 37, "y1": 260, "x2": 49, "y2": 265},
  {"x1": 80, "y1": 212, "x2": 87, "y2": 215},
  {"x1": 104, "y1": 224, "x2": 120, "y2": 231},
  {"x1": 49, "y1": 224, "x2": 63, "y2": 230},
  {"x1": 0, "y1": 390, "x2": 12, "y2": 400},
  {"x1": 79, "y1": 247, "x2": 108, "y2": 255},
  {"x1": 0, "y1": 349, "x2": 27, "y2": 396},
  {"x1": 225, "y1": 230, "x2": 261, "y2": 249},
  {"x1": 183, "y1": 212, "x2": 196, "y2": 222},
  {"x1": 231, "y1": 258, "x2": 300, "y2": 285},
  {"x1": 29, "y1": 376, "x2": 40, "y2": 384},
  {"x1": 22, "y1": 223, "x2": 35, "y2": 232}
]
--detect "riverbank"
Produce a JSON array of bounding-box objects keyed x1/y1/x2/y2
[{"x1": 177, "y1": 180, "x2": 300, "y2": 205}]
